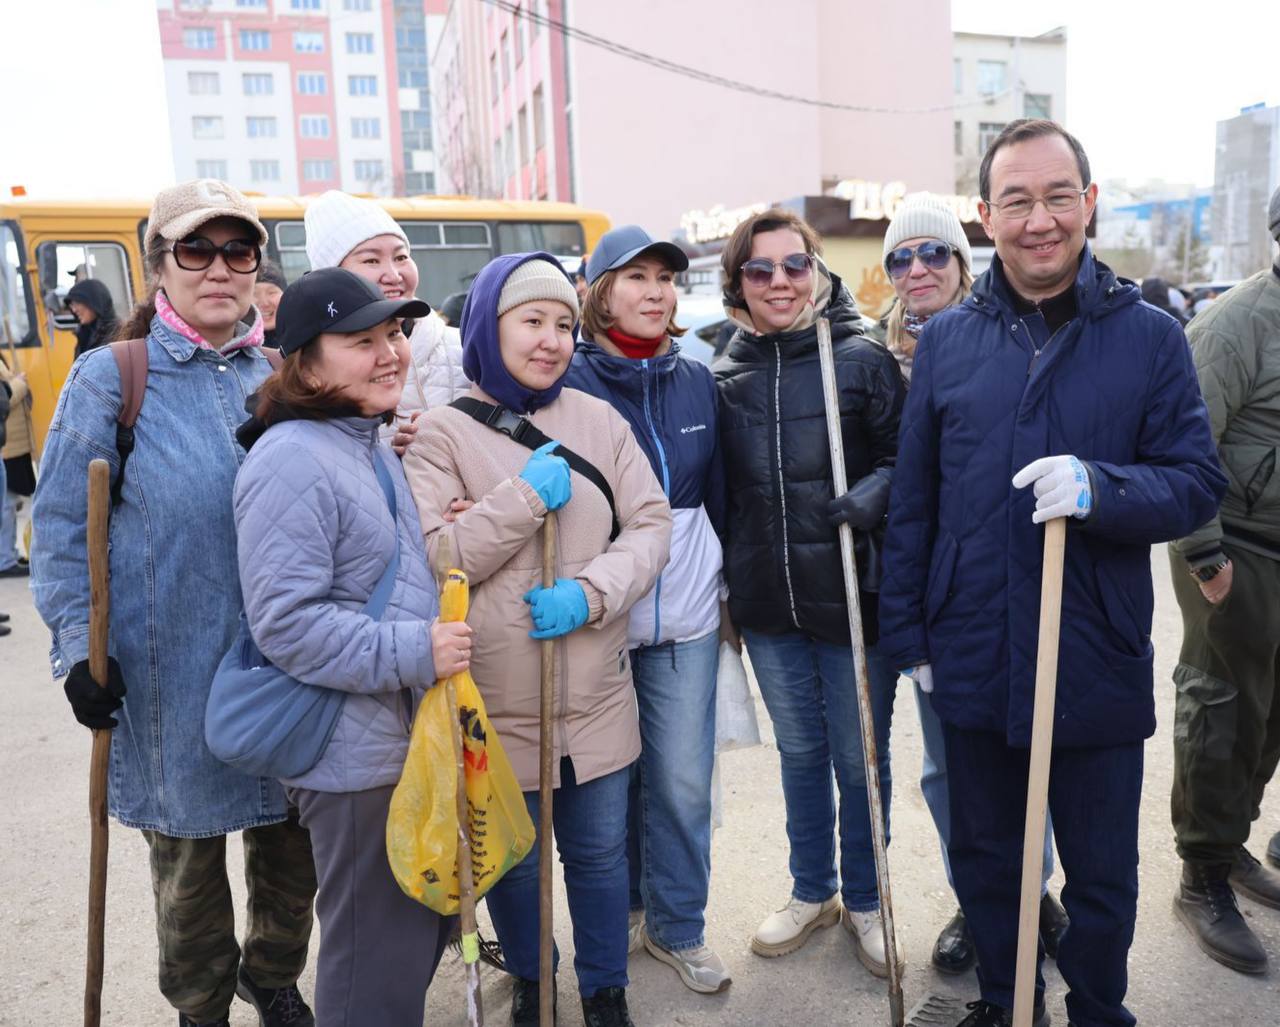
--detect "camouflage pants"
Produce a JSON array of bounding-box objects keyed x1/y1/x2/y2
[
  {"x1": 1169, "y1": 545, "x2": 1280, "y2": 865},
  {"x1": 141, "y1": 810, "x2": 317, "y2": 1022}
]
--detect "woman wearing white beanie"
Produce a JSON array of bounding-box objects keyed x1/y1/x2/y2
[{"x1": 303, "y1": 190, "x2": 468, "y2": 423}]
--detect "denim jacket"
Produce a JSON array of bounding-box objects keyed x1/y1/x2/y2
[{"x1": 32, "y1": 315, "x2": 286, "y2": 837}]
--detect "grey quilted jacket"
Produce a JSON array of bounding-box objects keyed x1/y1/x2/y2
[{"x1": 234, "y1": 416, "x2": 438, "y2": 793}]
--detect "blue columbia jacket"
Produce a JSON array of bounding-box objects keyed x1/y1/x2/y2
[
  {"x1": 566, "y1": 338, "x2": 725, "y2": 648},
  {"x1": 879, "y1": 249, "x2": 1226, "y2": 748}
]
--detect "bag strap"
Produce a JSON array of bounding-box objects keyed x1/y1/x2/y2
[
  {"x1": 449, "y1": 396, "x2": 621, "y2": 542},
  {"x1": 263, "y1": 347, "x2": 284, "y2": 371},
  {"x1": 361, "y1": 450, "x2": 401, "y2": 621},
  {"x1": 109, "y1": 338, "x2": 149, "y2": 507}
]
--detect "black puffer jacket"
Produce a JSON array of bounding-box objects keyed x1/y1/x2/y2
[{"x1": 714, "y1": 276, "x2": 905, "y2": 645}]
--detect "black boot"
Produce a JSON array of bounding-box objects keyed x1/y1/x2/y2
[
  {"x1": 1173, "y1": 861, "x2": 1267, "y2": 974},
  {"x1": 510, "y1": 976, "x2": 555, "y2": 1026},
  {"x1": 1039, "y1": 891, "x2": 1069, "y2": 960},
  {"x1": 1228, "y1": 845, "x2": 1280, "y2": 910},
  {"x1": 581, "y1": 986, "x2": 635, "y2": 1027},
  {"x1": 932, "y1": 907, "x2": 977, "y2": 974},
  {"x1": 177, "y1": 1016, "x2": 229, "y2": 1027},
  {"x1": 234, "y1": 966, "x2": 314, "y2": 1027},
  {"x1": 954, "y1": 998, "x2": 1048, "y2": 1027},
  {"x1": 1268, "y1": 831, "x2": 1280, "y2": 870}
]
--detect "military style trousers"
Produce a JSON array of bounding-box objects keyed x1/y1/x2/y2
[
  {"x1": 141, "y1": 810, "x2": 316, "y2": 1022},
  {"x1": 1170, "y1": 544, "x2": 1280, "y2": 865}
]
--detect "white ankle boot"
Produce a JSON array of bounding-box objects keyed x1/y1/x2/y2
[
  {"x1": 842, "y1": 907, "x2": 906, "y2": 978},
  {"x1": 751, "y1": 895, "x2": 841, "y2": 957}
]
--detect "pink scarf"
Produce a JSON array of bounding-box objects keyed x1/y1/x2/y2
[{"x1": 155, "y1": 291, "x2": 264, "y2": 355}]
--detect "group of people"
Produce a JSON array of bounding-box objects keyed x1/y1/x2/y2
[{"x1": 21, "y1": 116, "x2": 1279, "y2": 1027}]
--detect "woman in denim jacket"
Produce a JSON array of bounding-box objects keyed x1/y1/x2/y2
[{"x1": 32, "y1": 182, "x2": 317, "y2": 1027}]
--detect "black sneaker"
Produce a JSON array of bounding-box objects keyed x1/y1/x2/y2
[
  {"x1": 1268, "y1": 831, "x2": 1280, "y2": 870},
  {"x1": 1228, "y1": 845, "x2": 1280, "y2": 910},
  {"x1": 511, "y1": 976, "x2": 556, "y2": 1026},
  {"x1": 177, "y1": 1016, "x2": 229, "y2": 1027},
  {"x1": 1173, "y1": 861, "x2": 1267, "y2": 974},
  {"x1": 932, "y1": 907, "x2": 977, "y2": 974},
  {"x1": 581, "y1": 986, "x2": 635, "y2": 1027},
  {"x1": 1039, "y1": 891, "x2": 1069, "y2": 960},
  {"x1": 235, "y1": 966, "x2": 315, "y2": 1026},
  {"x1": 955, "y1": 998, "x2": 1048, "y2": 1027},
  {"x1": 0, "y1": 560, "x2": 29, "y2": 578}
]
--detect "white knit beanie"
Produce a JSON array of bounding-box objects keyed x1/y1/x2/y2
[
  {"x1": 304, "y1": 190, "x2": 409, "y2": 269},
  {"x1": 883, "y1": 193, "x2": 972, "y2": 271},
  {"x1": 497, "y1": 259, "x2": 579, "y2": 319}
]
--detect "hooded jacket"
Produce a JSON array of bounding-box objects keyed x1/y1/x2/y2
[
  {"x1": 566, "y1": 337, "x2": 725, "y2": 648},
  {"x1": 402, "y1": 253, "x2": 672, "y2": 789},
  {"x1": 66, "y1": 279, "x2": 119, "y2": 358},
  {"x1": 879, "y1": 248, "x2": 1226, "y2": 749},
  {"x1": 713, "y1": 269, "x2": 905, "y2": 646}
]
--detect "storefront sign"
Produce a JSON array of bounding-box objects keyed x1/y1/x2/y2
[
  {"x1": 831, "y1": 179, "x2": 982, "y2": 224},
  {"x1": 680, "y1": 202, "x2": 768, "y2": 244}
]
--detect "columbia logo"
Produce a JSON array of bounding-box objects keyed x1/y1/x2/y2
[{"x1": 679, "y1": 424, "x2": 707, "y2": 434}]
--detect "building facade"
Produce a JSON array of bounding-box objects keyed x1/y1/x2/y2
[
  {"x1": 1211, "y1": 103, "x2": 1280, "y2": 280},
  {"x1": 157, "y1": 0, "x2": 445, "y2": 197},
  {"x1": 951, "y1": 27, "x2": 1067, "y2": 195}
]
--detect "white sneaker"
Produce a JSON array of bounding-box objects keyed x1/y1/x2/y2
[
  {"x1": 842, "y1": 907, "x2": 905, "y2": 978},
  {"x1": 751, "y1": 895, "x2": 841, "y2": 957},
  {"x1": 627, "y1": 909, "x2": 646, "y2": 955},
  {"x1": 643, "y1": 935, "x2": 732, "y2": 994}
]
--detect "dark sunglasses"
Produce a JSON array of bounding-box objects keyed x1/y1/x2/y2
[
  {"x1": 740, "y1": 253, "x2": 813, "y2": 288},
  {"x1": 168, "y1": 237, "x2": 262, "y2": 274},
  {"x1": 884, "y1": 240, "x2": 955, "y2": 279}
]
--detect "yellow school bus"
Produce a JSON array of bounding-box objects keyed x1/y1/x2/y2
[{"x1": 0, "y1": 195, "x2": 609, "y2": 459}]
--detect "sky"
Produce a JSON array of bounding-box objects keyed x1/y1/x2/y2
[{"x1": 0, "y1": 0, "x2": 1277, "y2": 199}]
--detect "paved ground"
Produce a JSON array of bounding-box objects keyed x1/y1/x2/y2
[{"x1": 1, "y1": 550, "x2": 1277, "y2": 1026}]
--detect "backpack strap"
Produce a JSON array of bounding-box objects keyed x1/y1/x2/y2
[
  {"x1": 449, "y1": 396, "x2": 621, "y2": 542},
  {"x1": 263, "y1": 347, "x2": 284, "y2": 371},
  {"x1": 109, "y1": 338, "x2": 149, "y2": 507}
]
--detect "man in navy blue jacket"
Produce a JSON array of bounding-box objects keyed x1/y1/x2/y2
[{"x1": 880, "y1": 120, "x2": 1226, "y2": 1027}]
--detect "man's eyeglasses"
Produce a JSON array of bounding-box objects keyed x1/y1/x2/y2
[
  {"x1": 167, "y1": 237, "x2": 262, "y2": 274},
  {"x1": 985, "y1": 190, "x2": 1088, "y2": 221},
  {"x1": 740, "y1": 253, "x2": 813, "y2": 288},
  {"x1": 884, "y1": 240, "x2": 956, "y2": 280}
]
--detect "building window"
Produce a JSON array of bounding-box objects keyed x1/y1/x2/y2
[
  {"x1": 291, "y1": 0, "x2": 321, "y2": 9},
  {"x1": 243, "y1": 72, "x2": 274, "y2": 96},
  {"x1": 517, "y1": 105, "x2": 529, "y2": 168},
  {"x1": 500, "y1": 31, "x2": 511, "y2": 87},
  {"x1": 489, "y1": 53, "x2": 499, "y2": 97},
  {"x1": 250, "y1": 160, "x2": 281, "y2": 182},
  {"x1": 299, "y1": 115, "x2": 330, "y2": 139},
  {"x1": 346, "y1": 32, "x2": 374, "y2": 54},
  {"x1": 954, "y1": 120, "x2": 963, "y2": 156},
  {"x1": 503, "y1": 126, "x2": 514, "y2": 178},
  {"x1": 530, "y1": 0, "x2": 541, "y2": 38},
  {"x1": 196, "y1": 159, "x2": 228, "y2": 179},
  {"x1": 297, "y1": 72, "x2": 327, "y2": 95},
  {"x1": 533, "y1": 84, "x2": 545, "y2": 149},
  {"x1": 976, "y1": 60, "x2": 1006, "y2": 96},
  {"x1": 343, "y1": 0, "x2": 372, "y2": 9},
  {"x1": 953, "y1": 58, "x2": 962, "y2": 94},
  {"x1": 515, "y1": 12, "x2": 526, "y2": 64},
  {"x1": 188, "y1": 71, "x2": 220, "y2": 95},
  {"x1": 348, "y1": 75, "x2": 378, "y2": 97},
  {"x1": 247, "y1": 116, "x2": 278, "y2": 138},
  {"x1": 303, "y1": 159, "x2": 335, "y2": 181},
  {"x1": 1024, "y1": 93, "x2": 1052, "y2": 119},
  {"x1": 294, "y1": 31, "x2": 325, "y2": 53},
  {"x1": 192, "y1": 116, "x2": 224, "y2": 139},
  {"x1": 398, "y1": 68, "x2": 428, "y2": 89},
  {"x1": 351, "y1": 117, "x2": 381, "y2": 139},
  {"x1": 239, "y1": 29, "x2": 270, "y2": 51},
  {"x1": 235, "y1": 0, "x2": 267, "y2": 7},
  {"x1": 184, "y1": 27, "x2": 216, "y2": 50},
  {"x1": 978, "y1": 121, "x2": 1007, "y2": 155},
  {"x1": 354, "y1": 159, "x2": 384, "y2": 182}
]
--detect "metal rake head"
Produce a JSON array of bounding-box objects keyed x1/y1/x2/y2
[{"x1": 904, "y1": 993, "x2": 966, "y2": 1026}]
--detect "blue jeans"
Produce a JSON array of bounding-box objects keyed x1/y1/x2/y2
[
  {"x1": 915, "y1": 685, "x2": 1055, "y2": 894},
  {"x1": 742, "y1": 629, "x2": 895, "y2": 912},
  {"x1": 0, "y1": 460, "x2": 18, "y2": 570},
  {"x1": 486, "y1": 757, "x2": 631, "y2": 997},
  {"x1": 625, "y1": 629, "x2": 718, "y2": 951}
]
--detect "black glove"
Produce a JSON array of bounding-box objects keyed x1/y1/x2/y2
[
  {"x1": 827, "y1": 468, "x2": 892, "y2": 530},
  {"x1": 64, "y1": 658, "x2": 127, "y2": 730}
]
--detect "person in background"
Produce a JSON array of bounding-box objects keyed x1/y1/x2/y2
[
  {"x1": 437, "y1": 291, "x2": 468, "y2": 328},
  {"x1": 32, "y1": 181, "x2": 317, "y2": 1027},
  {"x1": 253, "y1": 260, "x2": 287, "y2": 347},
  {"x1": 0, "y1": 352, "x2": 34, "y2": 579},
  {"x1": 66, "y1": 278, "x2": 119, "y2": 358},
  {"x1": 714, "y1": 207, "x2": 906, "y2": 978},
  {"x1": 567, "y1": 225, "x2": 729, "y2": 995},
  {"x1": 575, "y1": 260, "x2": 590, "y2": 305}
]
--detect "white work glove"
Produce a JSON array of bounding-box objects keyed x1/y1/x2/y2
[
  {"x1": 903, "y1": 663, "x2": 934, "y2": 693},
  {"x1": 1012, "y1": 455, "x2": 1093, "y2": 524}
]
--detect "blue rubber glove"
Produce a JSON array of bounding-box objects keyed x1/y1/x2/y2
[
  {"x1": 518, "y1": 441, "x2": 572, "y2": 511},
  {"x1": 523, "y1": 578, "x2": 590, "y2": 639}
]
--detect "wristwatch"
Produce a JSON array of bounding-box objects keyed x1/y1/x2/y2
[{"x1": 1191, "y1": 557, "x2": 1229, "y2": 583}]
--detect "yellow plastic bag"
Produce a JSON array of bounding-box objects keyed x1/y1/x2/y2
[{"x1": 386, "y1": 569, "x2": 536, "y2": 915}]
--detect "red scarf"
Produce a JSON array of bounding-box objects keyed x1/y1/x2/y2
[{"x1": 605, "y1": 326, "x2": 665, "y2": 360}]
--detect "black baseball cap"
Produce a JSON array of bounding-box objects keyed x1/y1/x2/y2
[{"x1": 274, "y1": 267, "x2": 430, "y2": 356}]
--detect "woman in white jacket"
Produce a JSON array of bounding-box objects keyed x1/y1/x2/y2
[{"x1": 304, "y1": 190, "x2": 469, "y2": 422}]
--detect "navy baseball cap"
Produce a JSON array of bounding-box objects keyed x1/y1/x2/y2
[
  {"x1": 585, "y1": 225, "x2": 689, "y2": 285},
  {"x1": 274, "y1": 267, "x2": 430, "y2": 356}
]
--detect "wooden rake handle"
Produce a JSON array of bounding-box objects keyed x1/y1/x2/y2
[{"x1": 538, "y1": 511, "x2": 556, "y2": 1027}]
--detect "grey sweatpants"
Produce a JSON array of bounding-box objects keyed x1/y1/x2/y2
[{"x1": 292, "y1": 784, "x2": 455, "y2": 1027}]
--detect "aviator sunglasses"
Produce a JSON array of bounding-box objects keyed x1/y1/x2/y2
[
  {"x1": 167, "y1": 236, "x2": 262, "y2": 274},
  {"x1": 884, "y1": 239, "x2": 955, "y2": 280},
  {"x1": 739, "y1": 252, "x2": 813, "y2": 288}
]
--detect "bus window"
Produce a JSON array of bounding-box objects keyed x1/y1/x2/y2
[
  {"x1": 36, "y1": 242, "x2": 134, "y2": 330},
  {"x1": 496, "y1": 221, "x2": 586, "y2": 259},
  {"x1": 403, "y1": 222, "x2": 492, "y2": 308},
  {"x1": 275, "y1": 222, "x2": 310, "y2": 283},
  {"x1": 1, "y1": 223, "x2": 34, "y2": 346}
]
